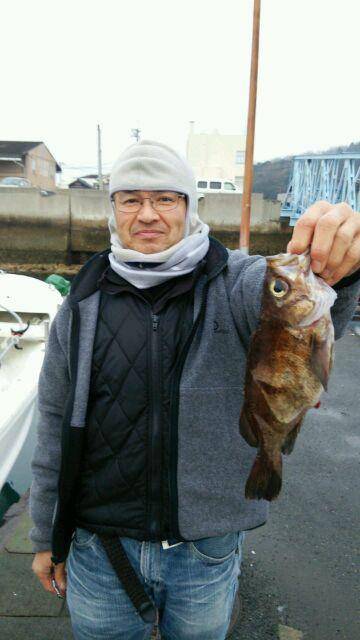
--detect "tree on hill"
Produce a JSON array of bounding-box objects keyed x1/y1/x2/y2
[{"x1": 253, "y1": 141, "x2": 360, "y2": 200}]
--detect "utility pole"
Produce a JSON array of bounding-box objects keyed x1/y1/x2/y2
[
  {"x1": 186, "y1": 121, "x2": 195, "y2": 160},
  {"x1": 97, "y1": 124, "x2": 103, "y2": 190},
  {"x1": 240, "y1": 0, "x2": 261, "y2": 254},
  {"x1": 131, "y1": 128, "x2": 141, "y2": 142}
]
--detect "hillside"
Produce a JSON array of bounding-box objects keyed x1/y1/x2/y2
[{"x1": 253, "y1": 141, "x2": 360, "y2": 200}]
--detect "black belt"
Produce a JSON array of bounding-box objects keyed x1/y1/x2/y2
[{"x1": 98, "y1": 535, "x2": 184, "y2": 623}]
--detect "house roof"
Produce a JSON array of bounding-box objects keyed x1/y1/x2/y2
[
  {"x1": 68, "y1": 175, "x2": 110, "y2": 189},
  {"x1": 0, "y1": 141, "x2": 62, "y2": 172},
  {"x1": 69, "y1": 177, "x2": 95, "y2": 189}
]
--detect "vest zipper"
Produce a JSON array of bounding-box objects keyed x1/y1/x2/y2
[{"x1": 149, "y1": 312, "x2": 162, "y2": 539}]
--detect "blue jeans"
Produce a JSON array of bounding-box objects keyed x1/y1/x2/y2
[{"x1": 66, "y1": 528, "x2": 245, "y2": 640}]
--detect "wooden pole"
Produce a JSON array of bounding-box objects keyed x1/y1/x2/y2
[{"x1": 240, "y1": 0, "x2": 261, "y2": 253}]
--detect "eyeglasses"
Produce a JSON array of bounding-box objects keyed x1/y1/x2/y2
[{"x1": 113, "y1": 191, "x2": 186, "y2": 214}]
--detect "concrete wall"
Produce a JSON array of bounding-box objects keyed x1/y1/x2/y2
[
  {"x1": 0, "y1": 187, "x2": 69, "y2": 262},
  {"x1": 0, "y1": 188, "x2": 282, "y2": 263},
  {"x1": 198, "y1": 193, "x2": 281, "y2": 230},
  {"x1": 70, "y1": 189, "x2": 111, "y2": 253}
]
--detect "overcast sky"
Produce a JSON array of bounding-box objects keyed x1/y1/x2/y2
[{"x1": 1, "y1": 0, "x2": 359, "y2": 172}]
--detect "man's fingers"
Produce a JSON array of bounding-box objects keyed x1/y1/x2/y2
[
  {"x1": 326, "y1": 234, "x2": 360, "y2": 285},
  {"x1": 37, "y1": 570, "x2": 55, "y2": 594},
  {"x1": 287, "y1": 200, "x2": 360, "y2": 284},
  {"x1": 310, "y1": 204, "x2": 353, "y2": 273},
  {"x1": 54, "y1": 563, "x2": 67, "y2": 593},
  {"x1": 32, "y1": 553, "x2": 66, "y2": 597},
  {"x1": 320, "y1": 217, "x2": 360, "y2": 277},
  {"x1": 288, "y1": 201, "x2": 332, "y2": 254}
]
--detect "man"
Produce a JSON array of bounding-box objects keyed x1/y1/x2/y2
[{"x1": 30, "y1": 140, "x2": 360, "y2": 640}]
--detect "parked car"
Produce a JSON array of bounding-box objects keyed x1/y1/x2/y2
[
  {"x1": 0, "y1": 177, "x2": 32, "y2": 188},
  {"x1": 196, "y1": 178, "x2": 241, "y2": 193}
]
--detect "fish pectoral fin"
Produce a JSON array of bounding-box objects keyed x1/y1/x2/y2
[
  {"x1": 256, "y1": 382, "x2": 304, "y2": 425},
  {"x1": 281, "y1": 414, "x2": 304, "y2": 455},
  {"x1": 310, "y1": 333, "x2": 332, "y2": 391},
  {"x1": 251, "y1": 365, "x2": 284, "y2": 389},
  {"x1": 239, "y1": 405, "x2": 259, "y2": 447}
]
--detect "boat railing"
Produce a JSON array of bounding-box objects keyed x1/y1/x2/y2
[
  {"x1": 0, "y1": 303, "x2": 50, "y2": 365},
  {"x1": 0, "y1": 335, "x2": 22, "y2": 364}
]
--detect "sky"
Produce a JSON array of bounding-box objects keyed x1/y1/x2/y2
[{"x1": 1, "y1": 0, "x2": 359, "y2": 176}]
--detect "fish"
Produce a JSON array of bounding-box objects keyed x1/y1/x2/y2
[{"x1": 240, "y1": 251, "x2": 337, "y2": 501}]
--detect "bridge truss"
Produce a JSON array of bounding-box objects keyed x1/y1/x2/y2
[{"x1": 281, "y1": 153, "x2": 360, "y2": 225}]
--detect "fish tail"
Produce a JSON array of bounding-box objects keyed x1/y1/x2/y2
[{"x1": 245, "y1": 452, "x2": 282, "y2": 501}]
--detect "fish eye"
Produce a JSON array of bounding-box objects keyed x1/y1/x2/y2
[{"x1": 270, "y1": 278, "x2": 289, "y2": 297}]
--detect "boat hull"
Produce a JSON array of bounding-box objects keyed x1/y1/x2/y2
[{"x1": 0, "y1": 273, "x2": 63, "y2": 504}]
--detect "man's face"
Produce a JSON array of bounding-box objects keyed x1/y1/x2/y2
[{"x1": 112, "y1": 190, "x2": 187, "y2": 254}]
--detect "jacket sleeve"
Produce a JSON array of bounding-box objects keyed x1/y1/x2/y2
[
  {"x1": 29, "y1": 299, "x2": 71, "y2": 553},
  {"x1": 228, "y1": 254, "x2": 266, "y2": 343},
  {"x1": 229, "y1": 252, "x2": 360, "y2": 344},
  {"x1": 331, "y1": 271, "x2": 360, "y2": 339}
]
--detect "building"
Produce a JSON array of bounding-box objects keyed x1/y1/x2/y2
[
  {"x1": 0, "y1": 141, "x2": 61, "y2": 190},
  {"x1": 68, "y1": 174, "x2": 110, "y2": 189},
  {"x1": 186, "y1": 122, "x2": 246, "y2": 191},
  {"x1": 69, "y1": 175, "x2": 99, "y2": 189}
]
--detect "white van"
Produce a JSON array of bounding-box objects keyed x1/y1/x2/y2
[{"x1": 196, "y1": 178, "x2": 241, "y2": 193}]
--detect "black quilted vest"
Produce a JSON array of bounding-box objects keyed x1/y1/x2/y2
[{"x1": 74, "y1": 263, "x2": 204, "y2": 541}]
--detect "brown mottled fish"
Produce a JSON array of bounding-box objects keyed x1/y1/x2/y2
[{"x1": 240, "y1": 251, "x2": 337, "y2": 501}]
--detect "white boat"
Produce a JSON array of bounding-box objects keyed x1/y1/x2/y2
[{"x1": 0, "y1": 272, "x2": 63, "y2": 496}]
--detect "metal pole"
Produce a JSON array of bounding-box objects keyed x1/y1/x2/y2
[
  {"x1": 240, "y1": 0, "x2": 261, "y2": 254},
  {"x1": 186, "y1": 121, "x2": 195, "y2": 160},
  {"x1": 97, "y1": 124, "x2": 103, "y2": 190},
  {"x1": 131, "y1": 128, "x2": 141, "y2": 142}
]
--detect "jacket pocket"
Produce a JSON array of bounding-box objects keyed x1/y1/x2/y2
[{"x1": 190, "y1": 531, "x2": 239, "y2": 564}]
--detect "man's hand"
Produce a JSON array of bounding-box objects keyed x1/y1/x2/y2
[
  {"x1": 287, "y1": 201, "x2": 360, "y2": 286},
  {"x1": 32, "y1": 551, "x2": 67, "y2": 597}
]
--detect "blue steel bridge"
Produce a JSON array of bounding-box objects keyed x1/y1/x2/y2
[{"x1": 281, "y1": 153, "x2": 360, "y2": 225}]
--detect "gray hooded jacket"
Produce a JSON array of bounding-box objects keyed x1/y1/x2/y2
[{"x1": 29, "y1": 241, "x2": 360, "y2": 558}]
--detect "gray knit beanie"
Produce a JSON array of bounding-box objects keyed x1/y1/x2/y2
[{"x1": 109, "y1": 139, "x2": 199, "y2": 236}]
